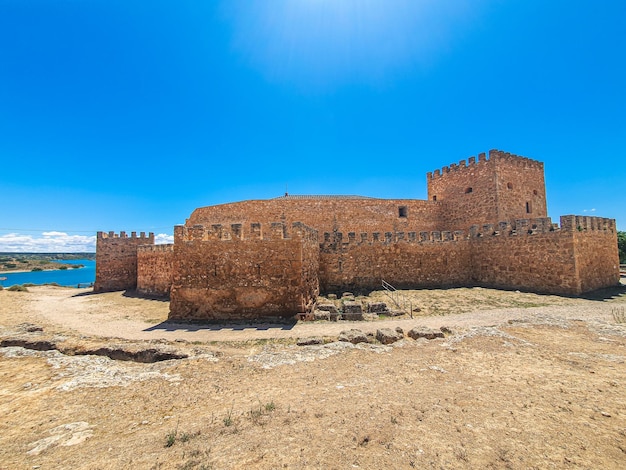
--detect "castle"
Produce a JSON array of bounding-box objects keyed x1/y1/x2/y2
[{"x1": 94, "y1": 149, "x2": 620, "y2": 321}]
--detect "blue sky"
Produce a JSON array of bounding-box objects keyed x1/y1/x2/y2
[{"x1": 1, "y1": 0, "x2": 624, "y2": 252}]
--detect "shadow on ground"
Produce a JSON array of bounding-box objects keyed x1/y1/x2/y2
[
  {"x1": 580, "y1": 282, "x2": 626, "y2": 301},
  {"x1": 72, "y1": 289, "x2": 169, "y2": 302},
  {"x1": 144, "y1": 319, "x2": 297, "y2": 333}
]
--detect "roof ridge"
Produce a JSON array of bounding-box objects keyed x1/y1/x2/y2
[{"x1": 273, "y1": 194, "x2": 376, "y2": 200}]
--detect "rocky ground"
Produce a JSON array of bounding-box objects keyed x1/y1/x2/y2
[{"x1": 1, "y1": 283, "x2": 626, "y2": 469}]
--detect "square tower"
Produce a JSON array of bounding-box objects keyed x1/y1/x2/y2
[{"x1": 427, "y1": 149, "x2": 547, "y2": 230}]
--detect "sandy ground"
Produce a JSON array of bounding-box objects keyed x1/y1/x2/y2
[{"x1": 1, "y1": 284, "x2": 626, "y2": 469}]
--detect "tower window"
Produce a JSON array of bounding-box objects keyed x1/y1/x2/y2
[
  {"x1": 526, "y1": 201, "x2": 532, "y2": 213},
  {"x1": 432, "y1": 195, "x2": 437, "y2": 201},
  {"x1": 465, "y1": 187, "x2": 473, "y2": 194},
  {"x1": 507, "y1": 182, "x2": 513, "y2": 190},
  {"x1": 398, "y1": 206, "x2": 408, "y2": 218}
]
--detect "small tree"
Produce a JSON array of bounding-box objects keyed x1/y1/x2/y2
[{"x1": 618, "y1": 231, "x2": 626, "y2": 263}]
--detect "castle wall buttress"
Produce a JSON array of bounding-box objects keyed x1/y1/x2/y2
[
  {"x1": 94, "y1": 231, "x2": 155, "y2": 292},
  {"x1": 568, "y1": 216, "x2": 620, "y2": 293}
]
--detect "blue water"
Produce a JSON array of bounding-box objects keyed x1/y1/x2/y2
[{"x1": 0, "y1": 259, "x2": 95, "y2": 288}]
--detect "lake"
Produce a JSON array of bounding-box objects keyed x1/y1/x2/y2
[{"x1": 0, "y1": 259, "x2": 95, "y2": 288}]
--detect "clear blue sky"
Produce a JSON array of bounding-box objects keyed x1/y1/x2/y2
[{"x1": 1, "y1": 0, "x2": 624, "y2": 252}]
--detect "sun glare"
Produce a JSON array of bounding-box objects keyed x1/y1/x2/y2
[{"x1": 224, "y1": 0, "x2": 480, "y2": 90}]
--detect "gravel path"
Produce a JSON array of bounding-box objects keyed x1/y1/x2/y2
[{"x1": 9, "y1": 286, "x2": 624, "y2": 342}]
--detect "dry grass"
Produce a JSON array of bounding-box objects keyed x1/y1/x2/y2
[{"x1": 0, "y1": 284, "x2": 625, "y2": 469}]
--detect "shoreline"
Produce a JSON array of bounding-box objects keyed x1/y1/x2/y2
[{"x1": 0, "y1": 266, "x2": 86, "y2": 275}]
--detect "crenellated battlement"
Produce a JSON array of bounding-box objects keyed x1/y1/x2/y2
[
  {"x1": 97, "y1": 231, "x2": 154, "y2": 241},
  {"x1": 427, "y1": 149, "x2": 543, "y2": 180},
  {"x1": 467, "y1": 215, "x2": 616, "y2": 237},
  {"x1": 559, "y1": 215, "x2": 616, "y2": 233},
  {"x1": 174, "y1": 222, "x2": 318, "y2": 243},
  {"x1": 320, "y1": 228, "x2": 467, "y2": 250},
  {"x1": 137, "y1": 243, "x2": 174, "y2": 253},
  {"x1": 469, "y1": 217, "x2": 555, "y2": 237},
  {"x1": 320, "y1": 214, "x2": 617, "y2": 249}
]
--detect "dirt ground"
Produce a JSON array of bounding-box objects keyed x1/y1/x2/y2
[{"x1": 1, "y1": 284, "x2": 626, "y2": 469}]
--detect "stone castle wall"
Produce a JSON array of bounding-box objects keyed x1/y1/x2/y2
[
  {"x1": 187, "y1": 197, "x2": 444, "y2": 236},
  {"x1": 567, "y1": 216, "x2": 621, "y2": 293},
  {"x1": 317, "y1": 216, "x2": 619, "y2": 296},
  {"x1": 169, "y1": 222, "x2": 319, "y2": 321},
  {"x1": 94, "y1": 231, "x2": 154, "y2": 293},
  {"x1": 319, "y1": 230, "x2": 472, "y2": 293},
  {"x1": 94, "y1": 150, "x2": 621, "y2": 319},
  {"x1": 137, "y1": 244, "x2": 174, "y2": 297}
]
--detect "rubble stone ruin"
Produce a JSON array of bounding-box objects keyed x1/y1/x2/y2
[{"x1": 94, "y1": 149, "x2": 621, "y2": 321}]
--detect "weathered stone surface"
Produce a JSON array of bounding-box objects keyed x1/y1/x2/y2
[
  {"x1": 342, "y1": 302, "x2": 362, "y2": 314},
  {"x1": 297, "y1": 337, "x2": 324, "y2": 346},
  {"x1": 341, "y1": 301, "x2": 363, "y2": 320},
  {"x1": 367, "y1": 302, "x2": 389, "y2": 314},
  {"x1": 314, "y1": 310, "x2": 330, "y2": 321},
  {"x1": 408, "y1": 327, "x2": 445, "y2": 340},
  {"x1": 338, "y1": 329, "x2": 369, "y2": 344},
  {"x1": 169, "y1": 223, "x2": 319, "y2": 321},
  {"x1": 18, "y1": 323, "x2": 43, "y2": 333},
  {"x1": 317, "y1": 303, "x2": 339, "y2": 314},
  {"x1": 376, "y1": 328, "x2": 404, "y2": 345},
  {"x1": 342, "y1": 312, "x2": 364, "y2": 321},
  {"x1": 137, "y1": 244, "x2": 173, "y2": 297},
  {"x1": 94, "y1": 232, "x2": 155, "y2": 293}
]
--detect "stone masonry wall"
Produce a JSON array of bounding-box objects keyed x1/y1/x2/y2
[
  {"x1": 137, "y1": 244, "x2": 174, "y2": 297},
  {"x1": 468, "y1": 218, "x2": 579, "y2": 294},
  {"x1": 468, "y1": 216, "x2": 618, "y2": 295},
  {"x1": 317, "y1": 216, "x2": 619, "y2": 296},
  {"x1": 427, "y1": 150, "x2": 547, "y2": 231},
  {"x1": 94, "y1": 231, "x2": 155, "y2": 292},
  {"x1": 187, "y1": 197, "x2": 444, "y2": 236},
  {"x1": 493, "y1": 151, "x2": 547, "y2": 221},
  {"x1": 169, "y1": 222, "x2": 319, "y2": 321},
  {"x1": 567, "y1": 216, "x2": 620, "y2": 293},
  {"x1": 319, "y1": 230, "x2": 472, "y2": 294},
  {"x1": 428, "y1": 152, "x2": 498, "y2": 231}
]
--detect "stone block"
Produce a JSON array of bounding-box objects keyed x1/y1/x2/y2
[
  {"x1": 408, "y1": 327, "x2": 444, "y2": 340},
  {"x1": 338, "y1": 329, "x2": 368, "y2": 344},
  {"x1": 376, "y1": 328, "x2": 404, "y2": 344}
]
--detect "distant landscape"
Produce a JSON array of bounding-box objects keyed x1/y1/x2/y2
[{"x1": 0, "y1": 253, "x2": 96, "y2": 273}]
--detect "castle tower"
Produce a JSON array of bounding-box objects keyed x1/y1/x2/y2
[
  {"x1": 427, "y1": 149, "x2": 547, "y2": 230},
  {"x1": 94, "y1": 231, "x2": 155, "y2": 292}
]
